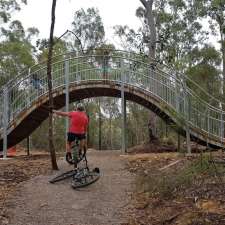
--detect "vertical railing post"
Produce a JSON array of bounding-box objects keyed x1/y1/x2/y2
[
  {"x1": 75, "y1": 52, "x2": 80, "y2": 82},
  {"x1": 221, "y1": 110, "x2": 224, "y2": 144},
  {"x1": 184, "y1": 86, "x2": 191, "y2": 155},
  {"x1": 3, "y1": 87, "x2": 9, "y2": 158},
  {"x1": 175, "y1": 74, "x2": 180, "y2": 113},
  {"x1": 206, "y1": 108, "x2": 210, "y2": 149},
  {"x1": 121, "y1": 58, "x2": 127, "y2": 153},
  {"x1": 27, "y1": 68, "x2": 31, "y2": 106},
  {"x1": 65, "y1": 60, "x2": 70, "y2": 138}
]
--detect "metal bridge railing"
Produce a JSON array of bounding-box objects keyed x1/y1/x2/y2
[{"x1": 0, "y1": 50, "x2": 224, "y2": 144}]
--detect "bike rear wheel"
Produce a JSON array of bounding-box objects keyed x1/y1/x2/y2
[
  {"x1": 49, "y1": 169, "x2": 77, "y2": 183},
  {"x1": 71, "y1": 168, "x2": 100, "y2": 189}
]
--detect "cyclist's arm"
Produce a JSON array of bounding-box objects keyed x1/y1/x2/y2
[{"x1": 52, "y1": 110, "x2": 70, "y2": 117}]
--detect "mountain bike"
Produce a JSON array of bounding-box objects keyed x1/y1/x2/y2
[{"x1": 49, "y1": 138, "x2": 100, "y2": 189}]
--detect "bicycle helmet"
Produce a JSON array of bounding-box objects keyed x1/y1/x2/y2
[{"x1": 76, "y1": 103, "x2": 85, "y2": 111}]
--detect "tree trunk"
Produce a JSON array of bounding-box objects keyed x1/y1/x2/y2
[
  {"x1": 140, "y1": 0, "x2": 156, "y2": 59},
  {"x1": 147, "y1": 1, "x2": 156, "y2": 59},
  {"x1": 222, "y1": 33, "x2": 225, "y2": 112},
  {"x1": 47, "y1": 0, "x2": 58, "y2": 170},
  {"x1": 140, "y1": 0, "x2": 157, "y2": 142}
]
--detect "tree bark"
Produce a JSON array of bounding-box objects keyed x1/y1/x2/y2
[
  {"x1": 47, "y1": 0, "x2": 58, "y2": 170},
  {"x1": 139, "y1": 0, "x2": 156, "y2": 59},
  {"x1": 221, "y1": 26, "x2": 225, "y2": 112},
  {"x1": 140, "y1": 0, "x2": 158, "y2": 142}
]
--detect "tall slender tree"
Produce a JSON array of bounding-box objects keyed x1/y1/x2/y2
[
  {"x1": 68, "y1": 7, "x2": 105, "y2": 53},
  {"x1": 139, "y1": 0, "x2": 157, "y2": 59},
  {"x1": 47, "y1": 0, "x2": 58, "y2": 170},
  {"x1": 139, "y1": 0, "x2": 158, "y2": 141}
]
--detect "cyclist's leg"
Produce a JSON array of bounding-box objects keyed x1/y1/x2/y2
[
  {"x1": 77, "y1": 134, "x2": 86, "y2": 154},
  {"x1": 67, "y1": 132, "x2": 76, "y2": 158},
  {"x1": 66, "y1": 142, "x2": 72, "y2": 153}
]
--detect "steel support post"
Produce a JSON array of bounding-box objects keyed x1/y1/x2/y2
[
  {"x1": 220, "y1": 111, "x2": 224, "y2": 144},
  {"x1": 206, "y1": 109, "x2": 210, "y2": 149},
  {"x1": 65, "y1": 60, "x2": 70, "y2": 137},
  {"x1": 121, "y1": 59, "x2": 127, "y2": 153},
  {"x1": 76, "y1": 52, "x2": 79, "y2": 82},
  {"x1": 175, "y1": 78, "x2": 180, "y2": 113},
  {"x1": 186, "y1": 125, "x2": 191, "y2": 154},
  {"x1": 3, "y1": 88, "x2": 8, "y2": 158},
  {"x1": 184, "y1": 90, "x2": 191, "y2": 155},
  {"x1": 27, "y1": 68, "x2": 31, "y2": 106},
  {"x1": 121, "y1": 85, "x2": 127, "y2": 153}
]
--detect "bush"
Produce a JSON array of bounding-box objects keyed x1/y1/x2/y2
[{"x1": 136, "y1": 155, "x2": 225, "y2": 200}]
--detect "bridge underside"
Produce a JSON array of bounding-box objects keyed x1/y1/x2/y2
[{"x1": 0, "y1": 81, "x2": 222, "y2": 150}]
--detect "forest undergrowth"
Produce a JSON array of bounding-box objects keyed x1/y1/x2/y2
[{"x1": 126, "y1": 149, "x2": 225, "y2": 225}]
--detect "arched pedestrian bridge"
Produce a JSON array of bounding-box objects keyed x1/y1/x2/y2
[{"x1": 0, "y1": 50, "x2": 225, "y2": 151}]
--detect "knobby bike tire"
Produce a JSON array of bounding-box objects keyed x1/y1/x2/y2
[
  {"x1": 71, "y1": 171, "x2": 100, "y2": 189},
  {"x1": 66, "y1": 151, "x2": 86, "y2": 165},
  {"x1": 49, "y1": 170, "x2": 77, "y2": 183}
]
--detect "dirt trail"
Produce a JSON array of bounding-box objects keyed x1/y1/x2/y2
[{"x1": 6, "y1": 150, "x2": 134, "y2": 225}]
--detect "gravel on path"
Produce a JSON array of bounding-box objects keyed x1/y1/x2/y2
[{"x1": 7, "y1": 150, "x2": 134, "y2": 225}]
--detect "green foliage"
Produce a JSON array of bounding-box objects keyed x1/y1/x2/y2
[
  {"x1": 126, "y1": 102, "x2": 149, "y2": 148},
  {"x1": 0, "y1": 20, "x2": 38, "y2": 85},
  {"x1": 186, "y1": 45, "x2": 221, "y2": 103},
  {"x1": 137, "y1": 155, "x2": 225, "y2": 199},
  {"x1": 30, "y1": 116, "x2": 66, "y2": 151},
  {"x1": 113, "y1": 25, "x2": 143, "y2": 52},
  {"x1": 36, "y1": 37, "x2": 67, "y2": 63},
  {"x1": 0, "y1": 0, "x2": 27, "y2": 23},
  {"x1": 69, "y1": 7, "x2": 105, "y2": 52}
]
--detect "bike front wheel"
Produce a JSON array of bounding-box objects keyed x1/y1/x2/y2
[
  {"x1": 49, "y1": 169, "x2": 77, "y2": 183},
  {"x1": 71, "y1": 168, "x2": 100, "y2": 189}
]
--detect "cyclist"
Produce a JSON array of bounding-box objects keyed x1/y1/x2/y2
[{"x1": 52, "y1": 103, "x2": 89, "y2": 167}]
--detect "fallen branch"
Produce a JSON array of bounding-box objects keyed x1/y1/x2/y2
[{"x1": 159, "y1": 160, "x2": 183, "y2": 171}]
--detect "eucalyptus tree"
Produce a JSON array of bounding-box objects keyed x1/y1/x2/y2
[
  {"x1": 186, "y1": 45, "x2": 221, "y2": 104},
  {"x1": 113, "y1": 25, "x2": 144, "y2": 52},
  {"x1": 114, "y1": 0, "x2": 211, "y2": 143},
  {"x1": 68, "y1": 7, "x2": 105, "y2": 53},
  {"x1": 190, "y1": 0, "x2": 225, "y2": 106},
  {"x1": 47, "y1": 0, "x2": 58, "y2": 170},
  {"x1": 138, "y1": 0, "x2": 157, "y2": 59},
  {"x1": 0, "y1": 20, "x2": 39, "y2": 85},
  {"x1": 36, "y1": 38, "x2": 67, "y2": 62},
  {"x1": 101, "y1": 97, "x2": 120, "y2": 149},
  {"x1": 126, "y1": 102, "x2": 149, "y2": 147},
  {"x1": 0, "y1": 0, "x2": 27, "y2": 23}
]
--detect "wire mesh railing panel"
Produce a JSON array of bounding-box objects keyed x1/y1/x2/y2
[
  {"x1": 0, "y1": 50, "x2": 224, "y2": 144},
  {"x1": 0, "y1": 90, "x2": 3, "y2": 129}
]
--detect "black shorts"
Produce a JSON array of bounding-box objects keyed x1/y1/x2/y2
[{"x1": 67, "y1": 132, "x2": 86, "y2": 143}]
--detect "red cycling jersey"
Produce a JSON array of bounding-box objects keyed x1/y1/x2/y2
[{"x1": 68, "y1": 111, "x2": 88, "y2": 134}]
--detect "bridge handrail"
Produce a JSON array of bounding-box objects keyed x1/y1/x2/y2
[
  {"x1": 1, "y1": 53, "x2": 224, "y2": 120},
  {"x1": 0, "y1": 49, "x2": 223, "y2": 110},
  {"x1": 0, "y1": 50, "x2": 224, "y2": 144}
]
